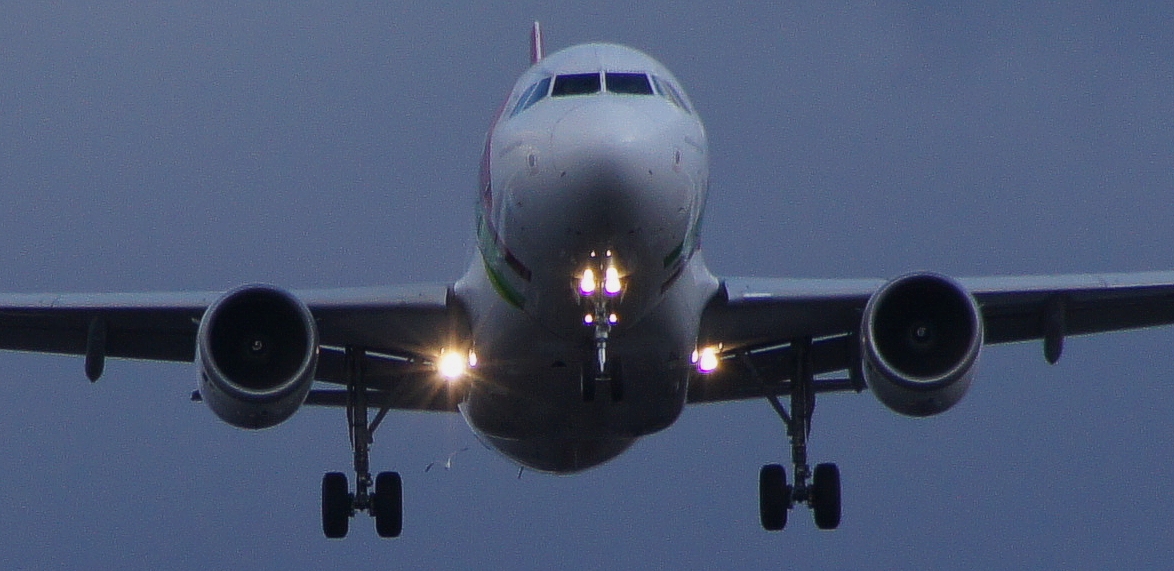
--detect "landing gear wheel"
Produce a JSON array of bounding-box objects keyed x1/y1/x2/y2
[
  {"x1": 581, "y1": 365, "x2": 596, "y2": 402},
  {"x1": 811, "y1": 463, "x2": 841, "y2": 530},
  {"x1": 759, "y1": 464, "x2": 790, "y2": 531},
  {"x1": 373, "y1": 471, "x2": 403, "y2": 538},
  {"x1": 608, "y1": 359, "x2": 624, "y2": 402},
  {"x1": 322, "y1": 472, "x2": 351, "y2": 539}
]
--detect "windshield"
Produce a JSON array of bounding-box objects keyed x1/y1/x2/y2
[
  {"x1": 552, "y1": 73, "x2": 602, "y2": 96},
  {"x1": 605, "y1": 73, "x2": 653, "y2": 95}
]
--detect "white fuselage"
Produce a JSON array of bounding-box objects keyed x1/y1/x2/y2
[{"x1": 454, "y1": 44, "x2": 718, "y2": 472}]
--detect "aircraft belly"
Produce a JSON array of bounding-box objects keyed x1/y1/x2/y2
[
  {"x1": 476, "y1": 433, "x2": 636, "y2": 474},
  {"x1": 454, "y1": 256, "x2": 719, "y2": 472},
  {"x1": 459, "y1": 350, "x2": 682, "y2": 472},
  {"x1": 459, "y1": 304, "x2": 690, "y2": 440}
]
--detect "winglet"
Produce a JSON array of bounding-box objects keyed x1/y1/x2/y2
[{"x1": 530, "y1": 21, "x2": 544, "y2": 64}]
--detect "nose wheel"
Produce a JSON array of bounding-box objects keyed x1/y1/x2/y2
[
  {"x1": 758, "y1": 337, "x2": 842, "y2": 530},
  {"x1": 322, "y1": 346, "x2": 403, "y2": 539}
]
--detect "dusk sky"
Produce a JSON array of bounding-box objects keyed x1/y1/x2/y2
[{"x1": 2, "y1": 3, "x2": 1173, "y2": 569}]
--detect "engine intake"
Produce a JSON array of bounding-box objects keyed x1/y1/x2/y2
[
  {"x1": 861, "y1": 273, "x2": 983, "y2": 416},
  {"x1": 196, "y1": 284, "x2": 318, "y2": 429}
]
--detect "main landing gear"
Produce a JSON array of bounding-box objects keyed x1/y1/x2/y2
[
  {"x1": 322, "y1": 347, "x2": 402, "y2": 539},
  {"x1": 758, "y1": 337, "x2": 842, "y2": 531}
]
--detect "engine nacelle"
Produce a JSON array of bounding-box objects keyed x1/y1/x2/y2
[
  {"x1": 861, "y1": 273, "x2": 983, "y2": 417},
  {"x1": 196, "y1": 284, "x2": 318, "y2": 429}
]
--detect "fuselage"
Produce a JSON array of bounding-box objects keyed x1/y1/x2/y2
[{"x1": 454, "y1": 44, "x2": 718, "y2": 472}]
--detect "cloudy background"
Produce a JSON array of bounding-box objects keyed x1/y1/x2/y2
[{"x1": 2, "y1": 2, "x2": 1173, "y2": 569}]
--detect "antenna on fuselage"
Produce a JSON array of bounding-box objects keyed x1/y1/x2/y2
[{"x1": 530, "y1": 21, "x2": 544, "y2": 64}]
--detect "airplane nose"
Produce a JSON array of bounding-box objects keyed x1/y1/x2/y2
[
  {"x1": 499, "y1": 96, "x2": 695, "y2": 313},
  {"x1": 537, "y1": 98, "x2": 687, "y2": 246},
  {"x1": 549, "y1": 99, "x2": 667, "y2": 188}
]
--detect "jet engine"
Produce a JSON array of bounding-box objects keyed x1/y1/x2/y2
[
  {"x1": 860, "y1": 273, "x2": 983, "y2": 417},
  {"x1": 196, "y1": 284, "x2": 318, "y2": 429}
]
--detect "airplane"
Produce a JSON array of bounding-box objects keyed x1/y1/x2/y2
[{"x1": 3, "y1": 22, "x2": 1174, "y2": 539}]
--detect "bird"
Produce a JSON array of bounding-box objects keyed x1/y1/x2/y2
[{"x1": 424, "y1": 446, "x2": 469, "y2": 473}]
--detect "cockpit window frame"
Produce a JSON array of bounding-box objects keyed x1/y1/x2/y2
[
  {"x1": 551, "y1": 73, "x2": 603, "y2": 97},
  {"x1": 511, "y1": 76, "x2": 552, "y2": 117},
  {"x1": 605, "y1": 72, "x2": 654, "y2": 95},
  {"x1": 651, "y1": 74, "x2": 693, "y2": 114},
  {"x1": 518, "y1": 71, "x2": 690, "y2": 112}
]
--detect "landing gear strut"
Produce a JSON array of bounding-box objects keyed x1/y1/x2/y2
[
  {"x1": 759, "y1": 337, "x2": 842, "y2": 530},
  {"x1": 322, "y1": 346, "x2": 402, "y2": 538}
]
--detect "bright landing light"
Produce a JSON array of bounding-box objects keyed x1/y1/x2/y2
[
  {"x1": 697, "y1": 347, "x2": 719, "y2": 373},
  {"x1": 580, "y1": 268, "x2": 597, "y2": 295},
  {"x1": 438, "y1": 351, "x2": 467, "y2": 380},
  {"x1": 604, "y1": 267, "x2": 622, "y2": 295}
]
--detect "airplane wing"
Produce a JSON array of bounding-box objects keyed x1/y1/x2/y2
[
  {"x1": 689, "y1": 271, "x2": 1174, "y2": 404},
  {"x1": 0, "y1": 284, "x2": 460, "y2": 411}
]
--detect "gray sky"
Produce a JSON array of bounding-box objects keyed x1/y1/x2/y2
[{"x1": 2, "y1": 2, "x2": 1173, "y2": 569}]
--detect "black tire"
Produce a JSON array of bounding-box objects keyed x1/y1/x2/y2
[
  {"x1": 322, "y1": 472, "x2": 350, "y2": 539},
  {"x1": 608, "y1": 359, "x2": 624, "y2": 402},
  {"x1": 373, "y1": 471, "x2": 403, "y2": 538},
  {"x1": 581, "y1": 365, "x2": 596, "y2": 402},
  {"x1": 759, "y1": 464, "x2": 789, "y2": 531},
  {"x1": 811, "y1": 463, "x2": 841, "y2": 530}
]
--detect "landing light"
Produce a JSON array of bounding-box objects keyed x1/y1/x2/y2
[
  {"x1": 438, "y1": 350, "x2": 468, "y2": 381},
  {"x1": 697, "y1": 346, "x2": 720, "y2": 374},
  {"x1": 580, "y1": 268, "x2": 597, "y2": 295},
  {"x1": 604, "y1": 267, "x2": 622, "y2": 295}
]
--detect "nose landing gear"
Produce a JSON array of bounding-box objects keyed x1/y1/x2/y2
[{"x1": 578, "y1": 250, "x2": 625, "y2": 402}]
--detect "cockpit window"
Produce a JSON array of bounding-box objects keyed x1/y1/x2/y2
[
  {"x1": 605, "y1": 73, "x2": 654, "y2": 95},
  {"x1": 651, "y1": 75, "x2": 692, "y2": 114},
  {"x1": 552, "y1": 73, "x2": 601, "y2": 97},
  {"x1": 511, "y1": 76, "x2": 551, "y2": 117}
]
